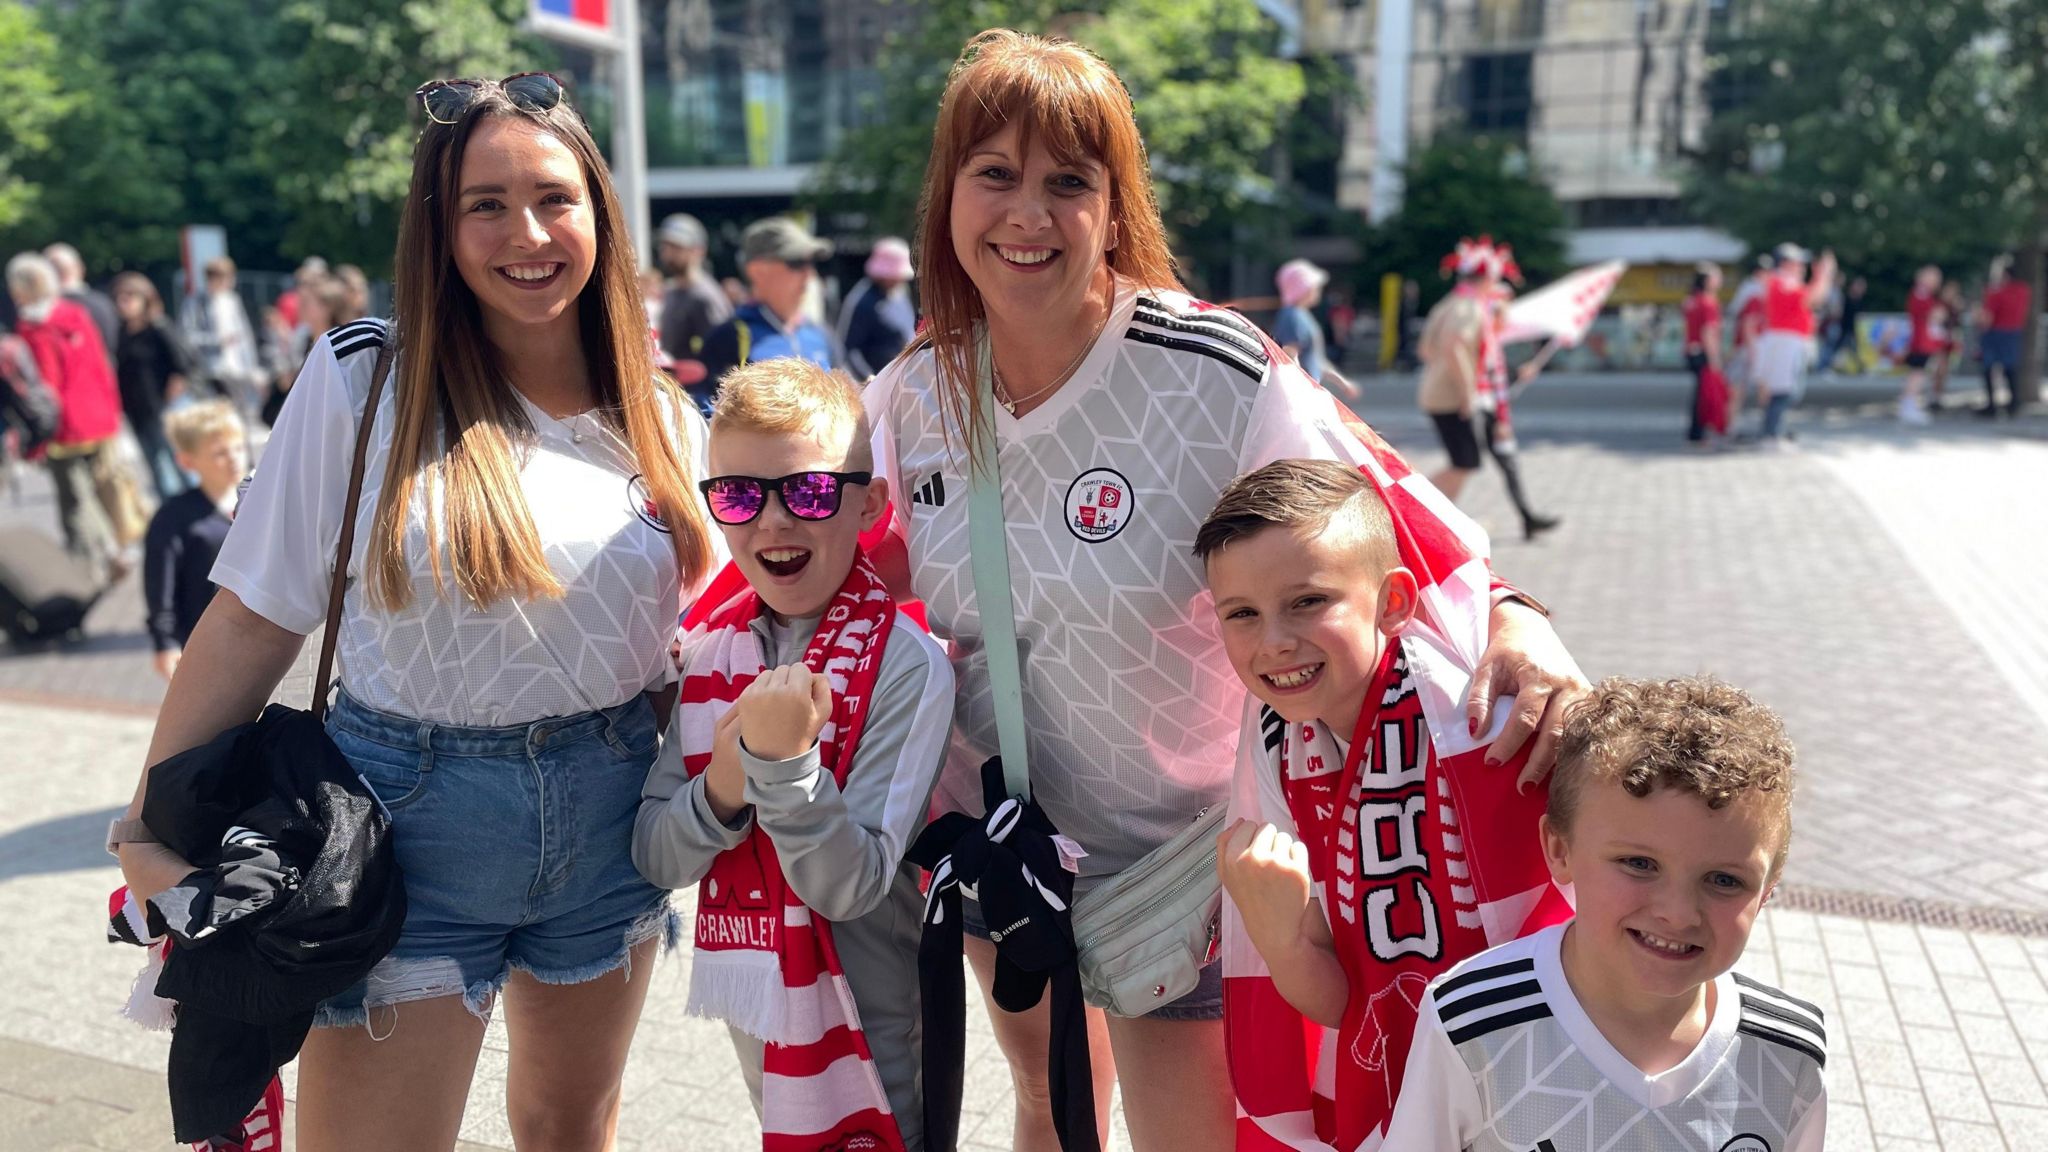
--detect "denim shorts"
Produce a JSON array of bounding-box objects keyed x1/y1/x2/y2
[
  {"x1": 958, "y1": 897, "x2": 1224, "y2": 1022},
  {"x1": 313, "y1": 689, "x2": 676, "y2": 1029}
]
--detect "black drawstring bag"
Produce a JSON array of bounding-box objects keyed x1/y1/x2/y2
[{"x1": 908, "y1": 756, "x2": 1099, "y2": 1152}]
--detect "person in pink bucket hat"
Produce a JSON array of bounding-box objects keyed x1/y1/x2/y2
[
  {"x1": 837, "y1": 236, "x2": 919, "y2": 380},
  {"x1": 1269, "y1": 258, "x2": 1330, "y2": 385}
]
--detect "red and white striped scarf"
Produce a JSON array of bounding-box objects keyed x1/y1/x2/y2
[
  {"x1": 677, "y1": 553, "x2": 907, "y2": 1152},
  {"x1": 1223, "y1": 415, "x2": 1572, "y2": 1152},
  {"x1": 1455, "y1": 281, "x2": 1515, "y2": 426}
]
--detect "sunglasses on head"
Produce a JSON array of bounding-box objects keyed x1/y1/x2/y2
[
  {"x1": 415, "y1": 72, "x2": 565, "y2": 125},
  {"x1": 700, "y1": 470, "x2": 872, "y2": 526}
]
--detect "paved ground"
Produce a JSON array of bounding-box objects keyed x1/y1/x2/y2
[{"x1": 4, "y1": 369, "x2": 2047, "y2": 1149}]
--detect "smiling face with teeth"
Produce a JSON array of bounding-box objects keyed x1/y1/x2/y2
[
  {"x1": 1207, "y1": 522, "x2": 1417, "y2": 735},
  {"x1": 1542, "y1": 781, "x2": 1779, "y2": 1047},
  {"x1": 706, "y1": 421, "x2": 888, "y2": 624},
  {"x1": 949, "y1": 120, "x2": 1116, "y2": 340},
  {"x1": 451, "y1": 117, "x2": 597, "y2": 350}
]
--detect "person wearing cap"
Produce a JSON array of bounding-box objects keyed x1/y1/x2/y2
[
  {"x1": 694, "y1": 217, "x2": 836, "y2": 413},
  {"x1": 1751, "y1": 242, "x2": 1834, "y2": 445},
  {"x1": 656, "y1": 212, "x2": 733, "y2": 391},
  {"x1": 836, "y1": 236, "x2": 918, "y2": 380},
  {"x1": 1269, "y1": 258, "x2": 1329, "y2": 385}
]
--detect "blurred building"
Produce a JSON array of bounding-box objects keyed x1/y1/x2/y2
[
  {"x1": 1304, "y1": 0, "x2": 1756, "y2": 303},
  {"x1": 557, "y1": 0, "x2": 917, "y2": 275}
]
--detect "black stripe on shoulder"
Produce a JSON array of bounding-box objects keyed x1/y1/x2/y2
[
  {"x1": 1446, "y1": 1002, "x2": 1552, "y2": 1047},
  {"x1": 1131, "y1": 301, "x2": 1268, "y2": 360},
  {"x1": 1739, "y1": 994, "x2": 1826, "y2": 1046},
  {"x1": 1738, "y1": 1019, "x2": 1827, "y2": 1069},
  {"x1": 1732, "y1": 972, "x2": 1825, "y2": 1020},
  {"x1": 328, "y1": 316, "x2": 384, "y2": 337},
  {"x1": 1260, "y1": 705, "x2": 1285, "y2": 751},
  {"x1": 1432, "y1": 956, "x2": 1535, "y2": 1001},
  {"x1": 328, "y1": 320, "x2": 389, "y2": 360},
  {"x1": 331, "y1": 340, "x2": 382, "y2": 363},
  {"x1": 1134, "y1": 295, "x2": 1265, "y2": 342},
  {"x1": 1123, "y1": 328, "x2": 1264, "y2": 383},
  {"x1": 1438, "y1": 979, "x2": 1541, "y2": 1023}
]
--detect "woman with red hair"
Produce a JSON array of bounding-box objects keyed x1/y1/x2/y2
[{"x1": 863, "y1": 30, "x2": 1587, "y2": 1151}]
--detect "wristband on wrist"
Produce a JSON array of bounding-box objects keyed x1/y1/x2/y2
[
  {"x1": 1490, "y1": 586, "x2": 1552, "y2": 619},
  {"x1": 105, "y1": 816, "x2": 160, "y2": 856}
]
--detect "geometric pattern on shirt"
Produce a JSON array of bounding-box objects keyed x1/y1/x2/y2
[
  {"x1": 224, "y1": 319, "x2": 709, "y2": 727},
  {"x1": 867, "y1": 282, "x2": 1377, "y2": 888},
  {"x1": 1440, "y1": 961, "x2": 1826, "y2": 1152}
]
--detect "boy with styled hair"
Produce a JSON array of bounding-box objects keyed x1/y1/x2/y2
[
  {"x1": 633, "y1": 359, "x2": 954, "y2": 1152},
  {"x1": 1200, "y1": 458, "x2": 1569, "y2": 1152},
  {"x1": 143, "y1": 399, "x2": 248, "y2": 680},
  {"x1": 1383, "y1": 676, "x2": 1826, "y2": 1152}
]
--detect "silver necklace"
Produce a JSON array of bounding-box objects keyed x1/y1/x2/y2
[{"x1": 994, "y1": 301, "x2": 1112, "y2": 416}]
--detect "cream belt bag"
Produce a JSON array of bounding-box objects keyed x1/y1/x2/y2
[{"x1": 964, "y1": 339, "x2": 1225, "y2": 1018}]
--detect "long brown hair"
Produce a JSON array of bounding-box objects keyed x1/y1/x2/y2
[
  {"x1": 914, "y1": 29, "x2": 1182, "y2": 456},
  {"x1": 372, "y1": 82, "x2": 714, "y2": 609},
  {"x1": 109, "y1": 272, "x2": 165, "y2": 322}
]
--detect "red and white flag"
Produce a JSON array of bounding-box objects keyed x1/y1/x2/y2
[{"x1": 1501, "y1": 260, "x2": 1625, "y2": 347}]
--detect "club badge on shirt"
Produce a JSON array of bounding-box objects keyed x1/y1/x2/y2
[
  {"x1": 1065, "y1": 467, "x2": 1133, "y2": 543},
  {"x1": 627, "y1": 474, "x2": 670, "y2": 533}
]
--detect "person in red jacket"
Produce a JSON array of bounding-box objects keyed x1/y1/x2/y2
[
  {"x1": 1977, "y1": 255, "x2": 2031, "y2": 419},
  {"x1": 8, "y1": 250, "x2": 125, "y2": 581}
]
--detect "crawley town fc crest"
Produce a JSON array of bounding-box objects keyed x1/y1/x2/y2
[{"x1": 1065, "y1": 468, "x2": 1133, "y2": 542}]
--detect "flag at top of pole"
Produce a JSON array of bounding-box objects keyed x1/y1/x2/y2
[
  {"x1": 526, "y1": 0, "x2": 648, "y2": 265},
  {"x1": 530, "y1": 0, "x2": 622, "y2": 52}
]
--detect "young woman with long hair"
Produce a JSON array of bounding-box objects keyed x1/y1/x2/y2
[
  {"x1": 110, "y1": 271, "x2": 196, "y2": 498},
  {"x1": 862, "y1": 30, "x2": 1588, "y2": 1152},
  {"x1": 115, "y1": 73, "x2": 720, "y2": 1151}
]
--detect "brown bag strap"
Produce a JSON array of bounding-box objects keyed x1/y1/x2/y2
[{"x1": 311, "y1": 335, "x2": 396, "y2": 722}]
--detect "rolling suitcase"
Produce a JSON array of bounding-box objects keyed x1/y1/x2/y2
[{"x1": 0, "y1": 527, "x2": 102, "y2": 643}]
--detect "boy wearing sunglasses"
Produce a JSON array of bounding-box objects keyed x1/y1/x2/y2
[{"x1": 633, "y1": 359, "x2": 955, "y2": 1152}]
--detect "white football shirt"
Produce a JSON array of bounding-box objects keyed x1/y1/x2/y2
[
  {"x1": 863, "y1": 279, "x2": 1396, "y2": 886},
  {"x1": 1382, "y1": 923, "x2": 1828, "y2": 1152},
  {"x1": 215, "y1": 319, "x2": 723, "y2": 727}
]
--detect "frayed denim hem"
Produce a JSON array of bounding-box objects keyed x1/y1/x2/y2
[
  {"x1": 506, "y1": 901, "x2": 680, "y2": 989},
  {"x1": 310, "y1": 955, "x2": 503, "y2": 1034}
]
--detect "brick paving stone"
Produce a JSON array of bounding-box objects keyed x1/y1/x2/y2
[{"x1": 1351, "y1": 381, "x2": 2048, "y2": 916}]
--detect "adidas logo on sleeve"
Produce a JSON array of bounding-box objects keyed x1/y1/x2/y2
[
  {"x1": 1388, "y1": 923, "x2": 1828, "y2": 1152},
  {"x1": 910, "y1": 472, "x2": 948, "y2": 508}
]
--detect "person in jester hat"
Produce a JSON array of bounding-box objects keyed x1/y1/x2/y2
[
  {"x1": 1417, "y1": 237, "x2": 1559, "y2": 541},
  {"x1": 633, "y1": 358, "x2": 955, "y2": 1152},
  {"x1": 1200, "y1": 459, "x2": 1571, "y2": 1152}
]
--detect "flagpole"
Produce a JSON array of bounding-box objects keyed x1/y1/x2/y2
[{"x1": 613, "y1": 0, "x2": 649, "y2": 269}]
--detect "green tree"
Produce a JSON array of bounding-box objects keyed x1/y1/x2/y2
[
  {"x1": 1684, "y1": 0, "x2": 2035, "y2": 297},
  {"x1": 0, "y1": 0, "x2": 539, "y2": 279},
  {"x1": 804, "y1": 0, "x2": 1305, "y2": 292},
  {"x1": 265, "y1": 0, "x2": 544, "y2": 271},
  {"x1": 1365, "y1": 134, "x2": 1568, "y2": 308},
  {"x1": 0, "y1": 1, "x2": 77, "y2": 233}
]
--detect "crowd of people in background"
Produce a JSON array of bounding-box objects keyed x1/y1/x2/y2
[
  {"x1": 1, "y1": 244, "x2": 367, "y2": 661},
  {"x1": 4, "y1": 203, "x2": 2040, "y2": 674}
]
